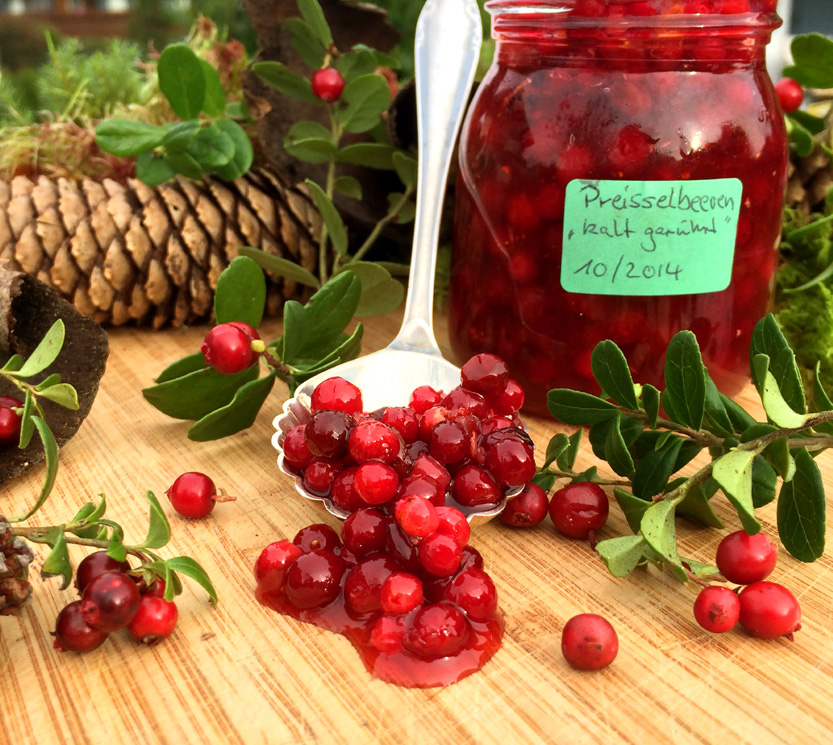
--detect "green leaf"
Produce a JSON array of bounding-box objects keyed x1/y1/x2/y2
[
  {"x1": 640, "y1": 499, "x2": 683, "y2": 570},
  {"x1": 591, "y1": 339, "x2": 639, "y2": 409},
  {"x1": 777, "y1": 447, "x2": 826, "y2": 562},
  {"x1": 214, "y1": 119, "x2": 254, "y2": 181},
  {"x1": 605, "y1": 414, "x2": 635, "y2": 477},
  {"x1": 136, "y1": 151, "x2": 176, "y2": 186},
  {"x1": 142, "y1": 364, "x2": 260, "y2": 421},
  {"x1": 18, "y1": 391, "x2": 35, "y2": 449},
  {"x1": 556, "y1": 429, "x2": 582, "y2": 471},
  {"x1": 632, "y1": 434, "x2": 683, "y2": 499},
  {"x1": 596, "y1": 535, "x2": 647, "y2": 577},
  {"x1": 187, "y1": 123, "x2": 235, "y2": 168},
  {"x1": 334, "y1": 175, "x2": 362, "y2": 199},
  {"x1": 712, "y1": 449, "x2": 761, "y2": 535},
  {"x1": 337, "y1": 143, "x2": 396, "y2": 169},
  {"x1": 676, "y1": 480, "x2": 724, "y2": 528},
  {"x1": 188, "y1": 374, "x2": 276, "y2": 441},
  {"x1": 298, "y1": 0, "x2": 333, "y2": 50},
  {"x1": 572, "y1": 466, "x2": 598, "y2": 483},
  {"x1": 613, "y1": 488, "x2": 652, "y2": 534},
  {"x1": 284, "y1": 121, "x2": 337, "y2": 164},
  {"x1": 340, "y1": 262, "x2": 404, "y2": 317},
  {"x1": 751, "y1": 456, "x2": 778, "y2": 508},
  {"x1": 158, "y1": 43, "x2": 206, "y2": 120},
  {"x1": 532, "y1": 472, "x2": 556, "y2": 491},
  {"x1": 750, "y1": 314, "x2": 806, "y2": 415},
  {"x1": 214, "y1": 255, "x2": 266, "y2": 328},
  {"x1": 300, "y1": 271, "x2": 362, "y2": 357},
  {"x1": 305, "y1": 179, "x2": 348, "y2": 256},
  {"x1": 155, "y1": 352, "x2": 207, "y2": 384},
  {"x1": 40, "y1": 529, "x2": 72, "y2": 590},
  {"x1": 783, "y1": 33, "x2": 833, "y2": 89},
  {"x1": 661, "y1": 330, "x2": 705, "y2": 430},
  {"x1": 282, "y1": 18, "x2": 326, "y2": 69},
  {"x1": 546, "y1": 389, "x2": 618, "y2": 426},
  {"x1": 811, "y1": 363, "x2": 833, "y2": 435},
  {"x1": 36, "y1": 383, "x2": 79, "y2": 410},
  {"x1": 386, "y1": 192, "x2": 416, "y2": 224},
  {"x1": 337, "y1": 48, "x2": 378, "y2": 82},
  {"x1": 703, "y1": 374, "x2": 734, "y2": 437},
  {"x1": 106, "y1": 527, "x2": 128, "y2": 563},
  {"x1": 787, "y1": 116, "x2": 816, "y2": 157},
  {"x1": 279, "y1": 300, "x2": 310, "y2": 364},
  {"x1": 720, "y1": 393, "x2": 757, "y2": 432},
  {"x1": 163, "y1": 150, "x2": 205, "y2": 180},
  {"x1": 640, "y1": 383, "x2": 660, "y2": 428},
  {"x1": 789, "y1": 109, "x2": 826, "y2": 135},
  {"x1": 753, "y1": 354, "x2": 812, "y2": 429},
  {"x1": 336, "y1": 74, "x2": 391, "y2": 134},
  {"x1": 1, "y1": 354, "x2": 23, "y2": 372},
  {"x1": 13, "y1": 416, "x2": 58, "y2": 521},
  {"x1": 251, "y1": 61, "x2": 320, "y2": 105},
  {"x1": 15, "y1": 319, "x2": 64, "y2": 378},
  {"x1": 70, "y1": 497, "x2": 106, "y2": 539},
  {"x1": 238, "y1": 246, "x2": 320, "y2": 288},
  {"x1": 162, "y1": 120, "x2": 201, "y2": 151},
  {"x1": 543, "y1": 433, "x2": 569, "y2": 469},
  {"x1": 95, "y1": 119, "x2": 166, "y2": 157},
  {"x1": 137, "y1": 491, "x2": 171, "y2": 549},
  {"x1": 392, "y1": 151, "x2": 418, "y2": 189},
  {"x1": 293, "y1": 324, "x2": 363, "y2": 383},
  {"x1": 200, "y1": 59, "x2": 226, "y2": 117},
  {"x1": 165, "y1": 556, "x2": 218, "y2": 604}
]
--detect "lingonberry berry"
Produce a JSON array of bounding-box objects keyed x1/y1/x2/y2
[
  {"x1": 418, "y1": 531, "x2": 463, "y2": 577},
  {"x1": 341, "y1": 508, "x2": 388, "y2": 557},
  {"x1": 561, "y1": 613, "x2": 618, "y2": 670},
  {"x1": 200, "y1": 322, "x2": 259, "y2": 374},
  {"x1": 349, "y1": 420, "x2": 400, "y2": 464},
  {"x1": 380, "y1": 572, "x2": 424, "y2": 615},
  {"x1": 441, "y1": 386, "x2": 491, "y2": 419},
  {"x1": 285, "y1": 549, "x2": 346, "y2": 609},
  {"x1": 354, "y1": 461, "x2": 399, "y2": 505},
  {"x1": 430, "y1": 420, "x2": 471, "y2": 464},
  {"x1": 483, "y1": 432, "x2": 536, "y2": 487},
  {"x1": 80, "y1": 571, "x2": 142, "y2": 632},
  {"x1": 549, "y1": 482, "x2": 609, "y2": 539},
  {"x1": 395, "y1": 495, "x2": 440, "y2": 537},
  {"x1": 0, "y1": 396, "x2": 23, "y2": 445},
  {"x1": 254, "y1": 539, "x2": 304, "y2": 593},
  {"x1": 480, "y1": 416, "x2": 515, "y2": 436},
  {"x1": 409, "y1": 385, "x2": 442, "y2": 415},
  {"x1": 386, "y1": 520, "x2": 422, "y2": 574},
  {"x1": 381, "y1": 406, "x2": 420, "y2": 443},
  {"x1": 461, "y1": 353, "x2": 510, "y2": 397},
  {"x1": 435, "y1": 506, "x2": 471, "y2": 546},
  {"x1": 370, "y1": 614, "x2": 406, "y2": 654},
  {"x1": 777, "y1": 78, "x2": 803, "y2": 114},
  {"x1": 693, "y1": 586, "x2": 741, "y2": 633},
  {"x1": 500, "y1": 482, "x2": 549, "y2": 527},
  {"x1": 331, "y1": 467, "x2": 363, "y2": 512},
  {"x1": 489, "y1": 378, "x2": 524, "y2": 415},
  {"x1": 738, "y1": 581, "x2": 801, "y2": 639},
  {"x1": 127, "y1": 595, "x2": 179, "y2": 645},
  {"x1": 74, "y1": 551, "x2": 131, "y2": 594},
  {"x1": 409, "y1": 455, "x2": 452, "y2": 492},
  {"x1": 302, "y1": 457, "x2": 343, "y2": 496},
  {"x1": 451, "y1": 464, "x2": 501, "y2": 508},
  {"x1": 444, "y1": 567, "x2": 498, "y2": 622},
  {"x1": 53, "y1": 600, "x2": 109, "y2": 653},
  {"x1": 418, "y1": 405, "x2": 450, "y2": 441},
  {"x1": 293, "y1": 523, "x2": 342, "y2": 554},
  {"x1": 145, "y1": 577, "x2": 167, "y2": 598},
  {"x1": 304, "y1": 409, "x2": 355, "y2": 458},
  {"x1": 344, "y1": 555, "x2": 403, "y2": 614},
  {"x1": 311, "y1": 67, "x2": 346, "y2": 104},
  {"x1": 166, "y1": 471, "x2": 233, "y2": 519},
  {"x1": 403, "y1": 602, "x2": 470, "y2": 658},
  {"x1": 398, "y1": 474, "x2": 446, "y2": 507},
  {"x1": 715, "y1": 530, "x2": 778, "y2": 585},
  {"x1": 311, "y1": 376, "x2": 363, "y2": 414},
  {"x1": 282, "y1": 425, "x2": 315, "y2": 470}
]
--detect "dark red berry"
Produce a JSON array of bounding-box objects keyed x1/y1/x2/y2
[
  {"x1": 775, "y1": 78, "x2": 803, "y2": 113},
  {"x1": 349, "y1": 420, "x2": 401, "y2": 464},
  {"x1": 354, "y1": 461, "x2": 399, "y2": 505},
  {"x1": 341, "y1": 508, "x2": 388, "y2": 557},
  {"x1": 304, "y1": 410, "x2": 355, "y2": 458},
  {"x1": 409, "y1": 455, "x2": 452, "y2": 492},
  {"x1": 483, "y1": 433, "x2": 536, "y2": 487},
  {"x1": 302, "y1": 457, "x2": 342, "y2": 496},
  {"x1": 200, "y1": 322, "x2": 259, "y2": 374},
  {"x1": 381, "y1": 406, "x2": 420, "y2": 443},
  {"x1": 254, "y1": 540, "x2": 304, "y2": 593},
  {"x1": 0, "y1": 395, "x2": 24, "y2": 408},
  {"x1": 166, "y1": 471, "x2": 229, "y2": 519},
  {"x1": 715, "y1": 530, "x2": 778, "y2": 585},
  {"x1": 311, "y1": 67, "x2": 346, "y2": 104},
  {"x1": 441, "y1": 386, "x2": 491, "y2": 419},
  {"x1": 409, "y1": 385, "x2": 442, "y2": 415},
  {"x1": 430, "y1": 420, "x2": 471, "y2": 464},
  {"x1": 344, "y1": 555, "x2": 402, "y2": 614},
  {"x1": 561, "y1": 613, "x2": 618, "y2": 670},
  {"x1": 397, "y1": 474, "x2": 446, "y2": 507},
  {"x1": 500, "y1": 482, "x2": 549, "y2": 527},
  {"x1": 293, "y1": 523, "x2": 342, "y2": 554},
  {"x1": 285, "y1": 549, "x2": 346, "y2": 609},
  {"x1": 738, "y1": 581, "x2": 801, "y2": 639},
  {"x1": 461, "y1": 353, "x2": 510, "y2": 397},
  {"x1": 331, "y1": 467, "x2": 363, "y2": 512},
  {"x1": 452, "y1": 464, "x2": 501, "y2": 508},
  {"x1": 444, "y1": 567, "x2": 498, "y2": 621},
  {"x1": 75, "y1": 551, "x2": 131, "y2": 595},
  {"x1": 489, "y1": 378, "x2": 524, "y2": 415},
  {"x1": 127, "y1": 595, "x2": 178, "y2": 645},
  {"x1": 403, "y1": 602, "x2": 470, "y2": 658},
  {"x1": 0, "y1": 406, "x2": 22, "y2": 445},
  {"x1": 370, "y1": 614, "x2": 406, "y2": 654},
  {"x1": 53, "y1": 601, "x2": 108, "y2": 653},
  {"x1": 549, "y1": 482, "x2": 609, "y2": 539},
  {"x1": 380, "y1": 571, "x2": 424, "y2": 615},
  {"x1": 282, "y1": 425, "x2": 315, "y2": 470},
  {"x1": 80, "y1": 571, "x2": 142, "y2": 632},
  {"x1": 418, "y1": 531, "x2": 463, "y2": 577},
  {"x1": 693, "y1": 585, "x2": 741, "y2": 633}
]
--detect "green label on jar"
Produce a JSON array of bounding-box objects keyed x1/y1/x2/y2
[{"x1": 561, "y1": 178, "x2": 742, "y2": 296}]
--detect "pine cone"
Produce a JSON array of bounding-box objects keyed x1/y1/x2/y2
[
  {"x1": 0, "y1": 167, "x2": 322, "y2": 328},
  {"x1": 0, "y1": 516, "x2": 34, "y2": 616},
  {"x1": 785, "y1": 143, "x2": 833, "y2": 214}
]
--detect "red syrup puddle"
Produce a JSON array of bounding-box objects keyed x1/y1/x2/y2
[{"x1": 256, "y1": 585, "x2": 504, "y2": 688}]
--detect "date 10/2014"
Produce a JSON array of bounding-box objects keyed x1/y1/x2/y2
[{"x1": 573, "y1": 256, "x2": 682, "y2": 283}]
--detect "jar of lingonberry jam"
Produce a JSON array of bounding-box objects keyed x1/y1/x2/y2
[{"x1": 449, "y1": 0, "x2": 787, "y2": 414}]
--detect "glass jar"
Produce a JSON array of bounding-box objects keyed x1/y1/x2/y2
[{"x1": 449, "y1": 0, "x2": 787, "y2": 415}]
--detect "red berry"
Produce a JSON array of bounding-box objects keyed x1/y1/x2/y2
[
  {"x1": 341, "y1": 508, "x2": 388, "y2": 557},
  {"x1": 409, "y1": 385, "x2": 442, "y2": 415},
  {"x1": 80, "y1": 571, "x2": 142, "y2": 632},
  {"x1": 418, "y1": 531, "x2": 463, "y2": 577},
  {"x1": 349, "y1": 420, "x2": 401, "y2": 464},
  {"x1": 254, "y1": 539, "x2": 304, "y2": 593},
  {"x1": 489, "y1": 378, "x2": 525, "y2": 415},
  {"x1": 200, "y1": 322, "x2": 258, "y2": 374},
  {"x1": 53, "y1": 601, "x2": 108, "y2": 653},
  {"x1": 0, "y1": 395, "x2": 24, "y2": 408},
  {"x1": 0, "y1": 406, "x2": 22, "y2": 445},
  {"x1": 310, "y1": 376, "x2": 363, "y2": 414},
  {"x1": 397, "y1": 474, "x2": 446, "y2": 507},
  {"x1": 461, "y1": 353, "x2": 510, "y2": 397},
  {"x1": 302, "y1": 457, "x2": 342, "y2": 496},
  {"x1": 370, "y1": 614, "x2": 406, "y2": 653},
  {"x1": 444, "y1": 567, "x2": 498, "y2": 621},
  {"x1": 166, "y1": 471, "x2": 226, "y2": 519},
  {"x1": 738, "y1": 581, "x2": 801, "y2": 639},
  {"x1": 435, "y1": 506, "x2": 471, "y2": 546},
  {"x1": 403, "y1": 602, "x2": 470, "y2": 658},
  {"x1": 381, "y1": 406, "x2": 420, "y2": 443},
  {"x1": 282, "y1": 425, "x2": 315, "y2": 470},
  {"x1": 75, "y1": 551, "x2": 131, "y2": 595},
  {"x1": 304, "y1": 410, "x2": 355, "y2": 458},
  {"x1": 430, "y1": 420, "x2": 471, "y2": 464},
  {"x1": 549, "y1": 482, "x2": 609, "y2": 539},
  {"x1": 775, "y1": 78, "x2": 803, "y2": 113},
  {"x1": 409, "y1": 455, "x2": 452, "y2": 492},
  {"x1": 441, "y1": 386, "x2": 491, "y2": 419},
  {"x1": 483, "y1": 432, "x2": 536, "y2": 487},
  {"x1": 715, "y1": 530, "x2": 778, "y2": 585},
  {"x1": 354, "y1": 461, "x2": 399, "y2": 505},
  {"x1": 693, "y1": 586, "x2": 741, "y2": 633},
  {"x1": 311, "y1": 67, "x2": 346, "y2": 104},
  {"x1": 344, "y1": 555, "x2": 402, "y2": 615},
  {"x1": 500, "y1": 481, "x2": 549, "y2": 527},
  {"x1": 395, "y1": 495, "x2": 440, "y2": 537},
  {"x1": 380, "y1": 572, "x2": 424, "y2": 615},
  {"x1": 452, "y1": 464, "x2": 501, "y2": 508},
  {"x1": 284, "y1": 549, "x2": 346, "y2": 609},
  {"x1": 330, "y1": 467, "x2": 363, "y2": 512},
  {"x1": 127, "y1": 595, "x2": 178, "y2": 644},
  {"x1": 293, "y1": 523, "x2": 342, "y2": 554},
  {"x1": 561, "y1": 613, "x2": 618, "y2": 670}
]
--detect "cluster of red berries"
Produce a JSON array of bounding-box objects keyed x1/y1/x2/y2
[
  {"x1": 0, "y1": 395, "x2": 23, "y2": 445},
  {"x1": 166, "y1": 471, "x2": 235, "y2": 519},
  {"x1": 255, "y1": 501, "x2": 503, "y2": 687},
  {"x1": 281, "y1": 353, "x2": 535, "y2": 516},
  {"x1": 200, "y1": 321, "x2": 262, "y2": 375},
  {"x1": 693, "y1": 530, "x2": 801, "y2": 639},
  {"x1": 52, "y1": 551, "x2": 178, "y2": 653}
]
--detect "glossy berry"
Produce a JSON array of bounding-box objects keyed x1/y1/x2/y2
[
  {"x1": 0, "y1": 406, "x2": 22, "y2": 445},
  {"x1": 549, "y1": 482, "x2": 609, "y2": 539},
  {"x1": 311, "y1": 376, "x2": 362, "y2": 414},
  {"x1": 354, "y1": 461, "x2": 399, "y2": 505},
  {"x1": 403, "y1": 602, "x2": 470, "y2": 658},
  {"x1": 738, "y1": 581, "x2": 801, "y2": 639},
  {"x1": 53, "y1": 601, "x2": 108, "y2": 653},
  {"x1": 349, "y1": 420, "x2": 401, "y2": 464},
  {"x1": 430, "y1": 420, "x2": 471, "y2": 464},
  {"x1": 127, "y1": 595, "x2": 178, "y2": 645},
  {"x1": 435, "y1": 506, "x2": 471, "y2": 546},
  {"x1": 370, "y1": 614, "x2": 406, "y2": 654},
  {"x1": 775, "y1": 77, "x2": 803, "y2": 113},
  {"x1": 255, "y1": 540, "x2": 304, "y2": 593},
  {"x1": 293, "y1": 523, "x2": 342, "y2": 554},
  {"x1": 341, "y1": 509, "x2": 388, "y2": 556},
  {"x1": 451, "y1": 464, "x2": 500, "y2": 508},
  {"x1": 409, "y1": 455, "x2": 452, "y2": 492},
  {"x1": 461, "y1": 353, "x2": 510, "y2": 397},
  {"x1": 331, "y1": 467, "x2": 363, "y2": 512},
  {"x1": 483, "y1": 432, "x2": 536, "y2": 487},
  {"x1": 395, "y1": 495, "x2": 439, "y2": 537},
  {"x1": 715, "y1": 530, "x2": 778, "y2": 585},
  {"x1": 344, "y1": 555, "x2": 402, "y2": 614},
  {"x1": 311, "y1": 67, "x2": 346, "y2": 104},
  {"x1": 409, "y1": 385, "x2": 443, "y2": 415},
  {"x1": 167, "y1": 471, "x2": 230, "y2": 519},
  {"x1": 200, "y1": 322, "x2": 259, "y2": 374},
  {"x1": 304, "y1": 410, "x2": 355, "y2": 458},
  {"x1": 693, "y1": 586, "x2": 741, "y2": 633},
  {"x1": 282, "y1": 425, "x2": 315, "y2": 470},
  {"x1": 490, "y1": 378, "x2": 524, "y2": 415},
  {"x1": 302, "y1": 458, "x2": 342, "y2": 496},
  {"x1": 285, "y1": 549, "x2": 346, "y2": 609},
  {"x1": 561, "y1": 613, "x2": 618, "y2": 670},
  {"x1": 381, "y1": 406, "x2": 419, "y2": 443},
  {"x1": 500, "y1": 482, "x2": 549, "y2": 527},
  {"x1": 380, "y1": 572, "x2": 424, "y2": 615},
  {"x1": 418, "y1": 531, "x2": 463, "y2": 577},
  {"x1": 80, "y1": 571, "x2": 142, "y2": 632},
  {"x1": 444, "y1": 567, "x2": 498, "y2": 622},
  {"x1": 75, "y1": 551, "x2": 131, "y2": 595}
]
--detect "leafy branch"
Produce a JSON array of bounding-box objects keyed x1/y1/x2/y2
[{"x1": 544, "y1": 314, "x2": 828, "y2": 588}]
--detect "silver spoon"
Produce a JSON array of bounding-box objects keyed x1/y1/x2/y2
[{"x1": 272, "y1": 0, "x2": 521, "y2": 525}]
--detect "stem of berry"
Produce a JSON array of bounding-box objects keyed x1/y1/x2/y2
[{"x1": 342, "y1": 185, "x2": 416, "y2": 271}]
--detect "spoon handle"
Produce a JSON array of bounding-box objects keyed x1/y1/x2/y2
[{"x1": 389, "y1": 0, "x2": 482, "y2": 355}]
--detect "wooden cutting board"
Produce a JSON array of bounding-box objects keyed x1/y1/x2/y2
[{"x1": 1, "y1": 310, "x2": 832, "y2": 745}]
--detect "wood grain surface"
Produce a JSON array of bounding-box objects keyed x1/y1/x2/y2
[{"x1": 1, "y1": 310, "x2": 832, "y2": 745}]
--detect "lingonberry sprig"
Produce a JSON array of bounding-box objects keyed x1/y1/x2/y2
[{"x1": 544, "y1": 313, "x2": 831, "y2": 588}]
